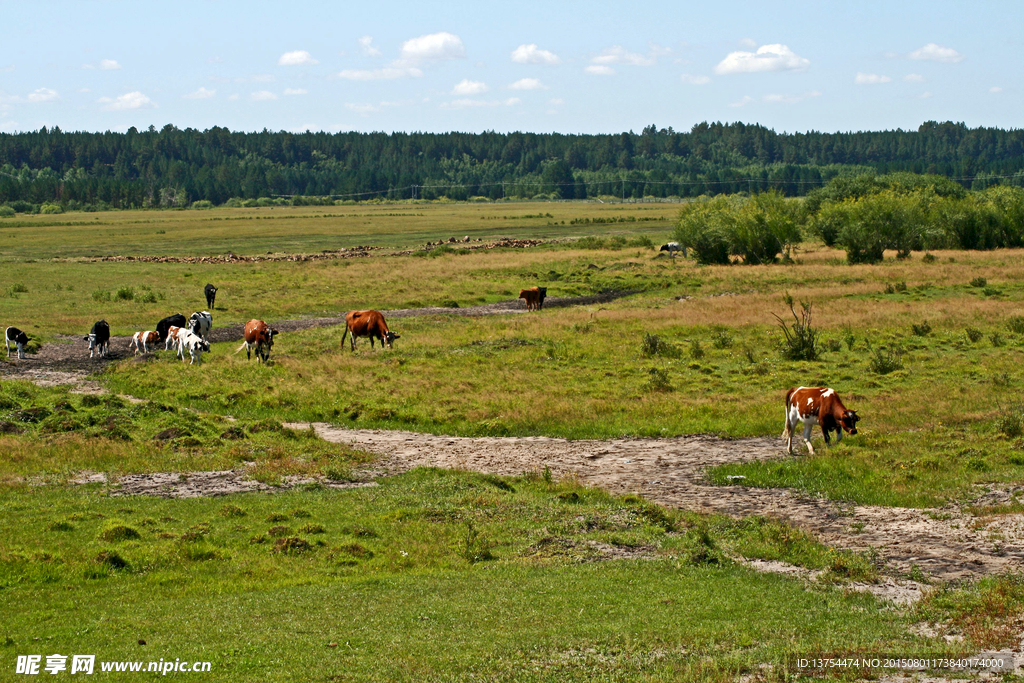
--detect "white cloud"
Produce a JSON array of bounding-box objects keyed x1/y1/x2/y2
[
  {"x1": 452, "y1": 79, "x2": 488, "y2": 95},
  {"x1": 508, "y1": 78, "x2": 545, "y2": 90},
  {"x1": 26, "y1": 88, "x2": 59, "y2": 103},
  {"x1": 98, "y1": 91, "x2": 154, "y2": 111},
  {"x1": 990, "y1": 86, "x2": 1003, "y2": 93},
  {"x1": 441, "y1": 97, "x2": 520, "y2": 109},
  {"x1": 346, "y1": 103, "x2": 382, "y2": 115},
  {"x1": 585, "y1": 65, "x2": 615, "y2": 76},
  {"x1": 279, "y1": 50, "x2": 318, "y2": 66},
  {"x1": 729, "y1": 91, "x2": 819, "y2": 107},
  {"x1": 283, "y1": 88, "x2": 308, "y2": 96},
  {"x1": 511, "y1": 44, "x2": 560, "y2": 65},
  {"x1": 0, "y1": 120, "x2": 18, "y2": 131},
  {"x1": 228, "y1": 94, "x2": 239, "y2": 101},
  {"x1": 680, "y1": 74, "x2": 711, "y2": 85},
  {"x1": 0, "y1": 65, "x2": 13, "y2": 73},
  {"x1": 250, "y1": 90, "x2": 278, "y2": 101},
  {"x1": 338, "y1": 67, "x2": 423, "y2": 81},
  {"x1": 904, "y1": 73, "x2": 924, "y2": 83},
  {"x1": 249, "y1": 74, "x2": 275, "y2": 83},
  {"x1": 359, "y1": 36, "x2": 382, "y2": 58},
  {"x1": 918, "y1": 91, "x2": 933, "y2": 99},
  {"x1": 183, "y1": 87, "x2": 215, "y2": 99},
  {"x1": 549, "y1": 98, "x2": 564, "y2": 105},
  {"x1": 592, "y1": 45, "x2": 655, "y2": 67},
  {"x1": 99, "y1": 59, "x2": 121, "y2": 70},
  {"x1": 714, "y1": 43, "x2": 809, "y2": 75},
  {"x1": 854, "y1": 72, "x2": 891, "y2": 85},
  {"x1": 77, "y1": 88, "x2": 90, "y2": 93},
  {"x1": 909, "y1": 43, "x2": 963, "y2": 63},
  {"x1": 738, "y1": 38, "x2": 757, "y2": 49},
  {"x1": 729, "y1": 95, "x2": 755, "y2": 108},
  {"x1": 400, "y1": 32, "x2": 465, "y2": 62}
]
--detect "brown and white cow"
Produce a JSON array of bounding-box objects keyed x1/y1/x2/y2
[
  {"x1": 783, "y1": 386, "x2": 860, "y2": 455},
  {"x1": 341, "y1": 310, "x2": 398, "y2": 351},
  {"x1": 238, "y1": 319, "x2": 278, "y2": 362},
  {"x1": 519, "y1": 287, "x2": 542, "y2": 311},
  {"x1": 129, "y1": 330, "x2": 160, "y2": 355},
  {"x1": 164, "y1": 325, "x2": 187, "y2": 352}
]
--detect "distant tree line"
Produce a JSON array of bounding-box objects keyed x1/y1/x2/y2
[
  {"x1": 0, "y1": 121, "x2": 1022, "y2": 210},
  {"x1": 674, "y1": 173, "x2": 1024, "y2": 265}
]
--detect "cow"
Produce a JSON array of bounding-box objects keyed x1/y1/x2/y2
[
  {"x1": 341, "y1": 310, "x2": 399, "y2": 351},
  {"x1": 156, "y1": 314, "x2": 187, "y2": 343},
  {"x1": 783, "y1": 386, "x2": 860, "y2": 455},
  {"x1": 178, "y1": 330, "x2": 210, "y2": 365},
  {"x1": 188, "y1": 311, "x2": 213, "y2": 341},
  {"x1": 204, "y1": 283, "x2": 218, "y2": 309},
  {"x1": 537, "y1": 286, "x2": 548, "y2": 310},
  {"x1": 84, "y1": 320, "x2": 110, "y2": 358},
  {"x1": 238, "y1": 319, "x2": 278, "y2": 362},
  {"x1": 129, "y1": 331, "x2": 160, "y2": 355},
  {"x1": 5, "y1": 327, "x2": 30, "y2": 359},
  {"x1": 660, "y1": 242, "x2": 686, "y2": 258},
  {"x1": 519, "y1": 287, "x2": 542, "y2": 311},
  {"x1": 164, "y1": 325, "x2": 186, "y2": 352}
]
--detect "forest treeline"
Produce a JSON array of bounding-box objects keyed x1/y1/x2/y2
[{"x1": 0, "y1": 120, "x2": 1022, "y2": 210}]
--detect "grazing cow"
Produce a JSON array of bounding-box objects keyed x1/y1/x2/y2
[
  {"x1": 164, "y1": 325, "x2": 186, "y2": 352},
  {"x1": 5, "y1": 327, "x2": 30, "y2": 359},
  {"x1": 178, "y1": 331, "x2": 210, "y2": 365},
  {"x1": 84, "y1": 320, "x2": 110, "y2": 358},
  {"x1": 341, "y1": 310, "x2": 399, "y2": 351},
  {"x1": 537, "y1": 286, "x2": 548, "y2": 310},
  {"x1": 238, "y1": 319, "x2": 279, "y2": 362},
  {"x1": 660, "y1": 242, "x2": 686, "y2": 258},
  {"x1": 204, "y1": 283, "x2": 218, "y2": 309},
  {"x1": 156, "y1": 314, "x2": 187, "y2": 343},
  {"x1": 188, "y1": 311, "x2": 213, "y2": 341},
  {"x1": 519, "y1": 287, "x2": 542, "y2": 311},
  {"x1": 783, "y1": 386, "x2": 860, "y2": 455},
  {"x1": 129, "y1": 331, "x2": 160, "y2": 355}
]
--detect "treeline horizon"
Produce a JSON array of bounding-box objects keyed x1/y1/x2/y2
[{"x1": 0, "y1": 120, "x2": 1022, "y2": 210}]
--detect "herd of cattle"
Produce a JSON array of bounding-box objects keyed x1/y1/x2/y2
[{"x1": 5, "y1": 278, "x2": 861, "y2": 453}]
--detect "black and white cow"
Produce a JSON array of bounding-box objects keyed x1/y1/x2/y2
[
  {"x1": 204, "y1": 284, "x2": 218, "y2": 309},
  {"x1": 660, "y1": 242, "x2": 686, "y2": 258},
  {"x1": 189, "y1": 311, "x2": 213, "y2": 341},
  {"x1": 5, "y1": 327, "x2": 30, "y2": 359},
  {"x1": 178, "y1": 330, "x2": 211, "y2": 365},
  {"x1": 156, "y1": 314, "x2": 188, "y2": 343},
  {"x1": 84, "y1": 320, "x2": 110, "y2": 358}
]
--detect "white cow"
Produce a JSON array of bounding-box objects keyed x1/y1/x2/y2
[{"x1": 129, "y1": 331, "x2": 159, "y2": 355}]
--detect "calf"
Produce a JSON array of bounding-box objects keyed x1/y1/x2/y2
[
  {"x1": 164, "y1": 325, "x2": 186, "y2": 352},
  {"x1": 84, "y1": 320, "x2": 110, "y2": 358},
  {"x1": 178, "y1": 330, "x2": 210, "y2": 365},
  {"x1": 5, "y1": 326, "x2": 30, "y2": 359},
  {"x1": 660, "y1": 242, "x2": 686, "y2": 258},
  {"x1": 537, "y1": 286, "x2": 548, "y2": 310},
  {"x1": 189, "y1": 311, "x2": 213, "y2": 341},
  {"x1": 130, "y1": 330, "x2": 160, "y2": 355},
  {"x1": 341, "y1": 310, "x2": 398, "y2": 351},
  {"x1": 238, "y1": 319, "x2": 278, "y2": 362},
  {"x1": 156, "y1": 314, "x2": 187, "y2": 343},
  {"x1": 519, "y1": 287, "x2": 542, "y2": 311},
  {"x1": 204, "y1": 283, "x2": 218, "y2": 309},
  {"x1": 783, "y1": 386, "x2": 860, "y2": 455}
]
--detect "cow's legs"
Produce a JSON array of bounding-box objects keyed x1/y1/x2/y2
[
  {"x1": 5, "y1": 339, "x2": 10, "y2": 357},
  {"x1": 802, "y1": 423, "x2": 815, "y2": 455}
]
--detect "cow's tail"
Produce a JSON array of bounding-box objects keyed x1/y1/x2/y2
[
  {"x1": 781, "y1": 388, "x2": 795, "y2": 438},
  {"x1": 234, "y1": 341, "x2": 248, "y2": 354},
  {"x1": 340, "y1": 327, "x2": 348, "y2": 350}
]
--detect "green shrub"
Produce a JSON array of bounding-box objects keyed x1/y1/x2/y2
[
  {"x1": 115, "y1": 286, "x2": 135, "y2": 301},
  {"x1": 40, "y1": 203, "x2": 64, "y2": 215},
  {"x1": 0, "y1": 206, "x2": 14, "y2": 218},
  {"x1": 911, "y1": 321, "x2": 932, "y2": 336},
  {"x1": 710, "y1": 329, "x2": 733, "y2": 349},
  {"x1": 965, "y1": 327, "x2": 983, "y2": 343},
  {"x1": 774, "y1": 297, "x2": 818, "y2": 361},
  {"x1": 867, "y1": 342, "x2": 904, "y2": 374},
  {"x1": 970, "y1": 277, "x2": 988, "y2": 288},
  {"x1": 639, "y1": 333, "x2": 680, "y2": 358},
  {"x1": 1007, "y1": 317, "x2": 1024, "y2": 335},
  {"x1": 998, "y1": 404, "x2": 1024, "y2": 438},
  {"x1": 191, "y1": 200, "x2": 214, "y2": 209}
]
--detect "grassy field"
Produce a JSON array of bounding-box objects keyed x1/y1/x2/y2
[{"x1": 2, "y1": 201, "x2": 1024, "y2": 680}]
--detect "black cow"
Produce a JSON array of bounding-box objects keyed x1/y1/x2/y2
[
  {"x1": 156, "y1": 314, "x2": 187, "y2": 343},
  {"x1": 84, "y1": 320, "x2": 110, "y2": 358},
  {"x1": 537, "y1": 286, "x2": 548, "y2": 310},
  {"x1": 204, "y1": 284, "x2": 217, "y2": 309},
  {"x1": 5, "y1": 326, "x2": 30, "y2": 359}
]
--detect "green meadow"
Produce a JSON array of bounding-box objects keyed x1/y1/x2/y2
[{"x1": 2, "y1": 202, "x2": 1023, "y2": 680}]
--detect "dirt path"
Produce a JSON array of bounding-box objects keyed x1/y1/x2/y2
[{"x1": 290, "y1": 423, "x2": 1024, "y2": 583}]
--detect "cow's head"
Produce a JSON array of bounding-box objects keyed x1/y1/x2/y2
[
  {"x1": 385, "y1": 331, "x2": 400, "y2": 348},
  {"x1": 840, "y1": 410, "x2": 859, "y2": 435}
]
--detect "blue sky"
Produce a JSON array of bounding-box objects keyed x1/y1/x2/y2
[{"x1": 0, "y1": 0, "x2": 1018, "y2": 135}]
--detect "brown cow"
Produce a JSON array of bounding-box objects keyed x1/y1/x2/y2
[
  {"x1": 238, "y1": 319, "x2": 278, "y2": 362},
  {"x1": 129, "y1": 330, "x2": 160, "y2": 355},
  {"x1": 341, "y1": 310, "x2": 399, "y2": 351},
  {"x1": 519, "y1": 287, "x2": 541, "y2": 311},
  {"x1": 782, "y1": 386, "x2": 860, "y2": 455}
]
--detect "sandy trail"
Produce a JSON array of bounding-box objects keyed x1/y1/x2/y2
[{"x1": 291, "y1": 423, "x2": 1024, "y2": 583}]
